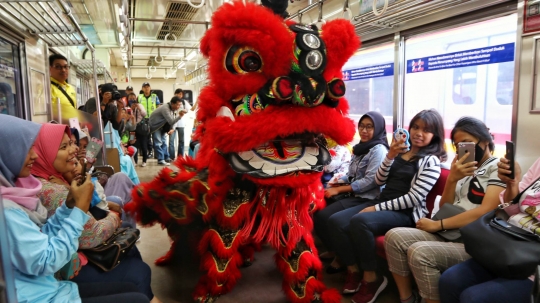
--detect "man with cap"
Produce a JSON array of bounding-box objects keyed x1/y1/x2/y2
[
  {"x1": 126, "y1": 85, "x2": 134, "y2": 96},
  {"x1": 84, "y1": 83, "x2": 124, "y2": 131},
  {"x1": 138, "y1": 82, "x2": 160, "y2": 158},
  {"x1": 49, "y1": 54, "x2": 78, "y2": 120},
  {"x1": 169, "y1": 88, "x2": 191, "y2": 159}
]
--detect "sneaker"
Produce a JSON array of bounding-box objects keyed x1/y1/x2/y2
[
  {"x1": 351, "y1": 276, "x2": 388, "y2": 303},
  {"x1": 342, "y1": 271, "x2": 362, "y2": 294},
  {"x1": 141, "y1": 162, "x2": 147, "y2": 167},
  {"x1": 165, "y1": 158, "x2": 173, "y2": 163},
  {"x1": 158, "y1": 160, "x2": 170, "y2": 166}
]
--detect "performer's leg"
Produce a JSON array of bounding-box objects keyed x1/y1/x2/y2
[
  {"x1": 193, "y1": 226, "x2": 244, "y2": 303},
  {"x1": 276, "y1": 232, "x2": 341, "y2": 303}
]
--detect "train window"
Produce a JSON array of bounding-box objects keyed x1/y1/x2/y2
[
  {"x1": 453, "y1": 66, "x2": 478, "y2": 104},
  {"x1": 403, "y1": 14, "x2": 517, "y2": 157},
  {"x1": 342, "y1": 42, "x2": 394, "y2": 133},
  {"x1": 0, "y1": 38, "x2": 21, "y2": 117}
]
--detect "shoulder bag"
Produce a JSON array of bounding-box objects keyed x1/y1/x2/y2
[
  {"x1": 431, "y1": 203, "x2": 466, "y2": 241},
  {"x1": 460, "y1": 176, "x2": 540, "y2": 279},
  {"x1": 51, "y1": 81, "x2": 76, "y2": 108},
  {"x1": 81, "y1": 227, "x2": 140, "y2": 272}
]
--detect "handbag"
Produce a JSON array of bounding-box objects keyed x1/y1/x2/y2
[
  {"x1": 135, "y1": 118, "x2": 150, "y2": 136},
  {"x1": 81, "y1": 227, "x2": 140, "y2": 272},
  {"x1": 461, "y1": 176, "x2": 540, "y2": 279},
  {"x1": 431, "y1": 203, "x2": 466, "y2": 241}
]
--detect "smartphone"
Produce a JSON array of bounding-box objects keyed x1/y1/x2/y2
[
  {"x1": 126, "y1": 108, "x2": 132, "y2": 115},
  {"x1": 69, "y1": 117, "x2": 80, "y2": 130},
  {"x1": 129, "y1": 131, "x2": 136, "y2": 141},
  {"x1": 457, "y1": 142, "x2": 475, "y2": 164},
  {"x1": 506, "y1": 141, "x2": 515, "y2": 179}
]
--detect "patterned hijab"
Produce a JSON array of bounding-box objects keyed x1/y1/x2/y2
[{"x1": 31, "y1": 123, "x2": 71, "y2": 183}]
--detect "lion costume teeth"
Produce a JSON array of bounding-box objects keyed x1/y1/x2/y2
[{"x1": 125, "y1": 0, "x2": 360, "y2": 302}]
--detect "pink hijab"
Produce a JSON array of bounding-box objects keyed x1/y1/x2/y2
[{"x1": 31, "y1": 123, "x2": 71, "y2": 183}]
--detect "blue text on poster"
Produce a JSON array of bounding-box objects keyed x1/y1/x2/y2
[
  {"x1": 406, "y1": 43, "x2": 515, "y2": 74},
  {"x1": 342, "y1": 63, "x2": 394, "y2": 81}
]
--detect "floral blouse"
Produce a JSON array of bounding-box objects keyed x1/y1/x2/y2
[{"x1": 37, "y1": 178, "x2": 121, "y2": 249}]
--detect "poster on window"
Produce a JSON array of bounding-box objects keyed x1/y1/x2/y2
[
  {"x1": 524, "y1": 0, "x2": 540, "y2": 34},
  {"x1": 29, "y1": 68, "x2": 47, "y2": 116}
]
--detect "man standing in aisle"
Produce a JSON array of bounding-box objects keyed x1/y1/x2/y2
[
  {"x1": 168, "y1": 88, "x2": 191, "y2": 160},
  {"x1": 138, "y1": 82, "x2": 160, "y2": 159},
  {"x1": 149, "y1": 96, "x2": 185, "y2": 165},
  {"x1": 126, "y1": 85, "x2": 134, "y2": 96},
  {"x1": 49, "y1": 54, "x2": 78, "y2": 120}
]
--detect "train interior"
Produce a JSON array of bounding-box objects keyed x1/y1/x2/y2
[{"x1": 1, "y1": 0, "x2": 540, "y2": 302}]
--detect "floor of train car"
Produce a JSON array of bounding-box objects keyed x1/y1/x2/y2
[{"x1": 135, "y1": 159, "x2": 403, "y2": 303}]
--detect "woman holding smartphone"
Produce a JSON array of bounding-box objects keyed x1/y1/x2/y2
[
  {"x1": 438, "y1": 156, "x2": 540, "y2": 303},
  {"x1": 384, "y1": 116, "x2": 506, "y2": 303},
  {"x1": 314, "y1": 111, "x2": 389, "y2": 274}
]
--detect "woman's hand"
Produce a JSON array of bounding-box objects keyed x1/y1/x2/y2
[
  {"x1": 69, "y1": 173, "x2": 94, "y2": 213},
  {"x1": 498, "y1": 157, "x2": 522, "y2": 186},
  {"x1": 416, "y1": 218, "x2": 441, "y2": 232},
  {"x1": 387, "y1": 137, "x2": 409, "y2": 160},
  {"x1": 360, "y1": 206, "x2": 376, "y2": 213},
  {"x1": 324, "y1": 187, "x2": 341, "y2": 198},
  {"x1": 107, "y1": 202, "x2": 123, "y2": 214},
  {"x1": 448, "y1": 154, "x2": 477, "y2": 183}
]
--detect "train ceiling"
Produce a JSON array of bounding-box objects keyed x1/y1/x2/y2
[{"x1": 0, "y1": 0, "x2": 516, "y2": 74}]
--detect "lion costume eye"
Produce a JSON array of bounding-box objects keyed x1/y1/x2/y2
[{"x1": 225, "y1": 46, "x2": 263, "y2": 74}]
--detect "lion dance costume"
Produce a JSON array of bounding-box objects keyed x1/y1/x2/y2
[{"x1": 126, "y1": 0, "x2": 360, "y2": 302}]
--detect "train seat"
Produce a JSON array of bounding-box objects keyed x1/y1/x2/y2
[{"x1": 375, "y1": 167, "x2": 450, "y2": 259}]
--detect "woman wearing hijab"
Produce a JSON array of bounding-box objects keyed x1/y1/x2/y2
[
  {"x1": 32, "y1": 124, "x2": 121, "y2": 248},
  {"x1": 314, "y1": 111, "x2": 389, "y2": 273},
  {"x1": 31, "y1": 123, "x2": 160, "y2": 303},
  {"x1": 0, "y1": 115, "x2": 149, "y2": 303}
]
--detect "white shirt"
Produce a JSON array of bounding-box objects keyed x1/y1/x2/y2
[{"x1": 173, "y1": 99, "x2": 192, "y2": 128}]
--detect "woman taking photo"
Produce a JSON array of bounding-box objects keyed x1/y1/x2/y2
[
  {"x1": 0, "y1": 114, "x2": 149, "y2": 303},
  {"x1": 385, "y1": 116, "x2": 505, "y2": 303},
  {"x1": 30, "y1": 122, "x2": 160, "y2": 302},
  {"x1": 328, "y1": 109, "x2": 447, "y2": 303}
]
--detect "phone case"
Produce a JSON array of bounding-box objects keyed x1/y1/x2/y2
[
  {"x1": 69, "y1": 118, "x2": 80, "y2": 130},
  {"x1": 458, "y1": 142, "x2": 475, "y2": 163},
  {"x1": 506, "y1": 141, "x2": 515, "y2": 179},
  {"x1": 394, "y1": 128, "x2": 410, "y2": 150},
  {"x1": 86, "y1": 138, "x2": 104, "y2": 162}
]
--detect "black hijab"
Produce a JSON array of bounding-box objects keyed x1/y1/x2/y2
[{"x1": 352, "y1": 111, "x2": 389, "y2": 156}]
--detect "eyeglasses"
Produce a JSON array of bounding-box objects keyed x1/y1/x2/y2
[
  {"x1": 53, "y1": 65, "x2": 70, "y2": 71},
  {"x1": 359, "y1": 124, "x2": 374, "y2": 131}
]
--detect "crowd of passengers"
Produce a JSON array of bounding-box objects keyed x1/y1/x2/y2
[{"x1": 1, "y1": 107, "x2": 538, "y2": 303}]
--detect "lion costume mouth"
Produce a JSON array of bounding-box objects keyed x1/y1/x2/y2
[{"x1": 225, "y1": 134, "x2": 331, "y2": 178}]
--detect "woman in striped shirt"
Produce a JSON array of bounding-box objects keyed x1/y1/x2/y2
[
  {"x1": 385, "y1": 117, "x2": 505, "y2": 303},
  {"x1": 327, "y1": 109, "x2": 447, "y2": 303}
]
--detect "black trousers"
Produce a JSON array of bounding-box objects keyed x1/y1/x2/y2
[
  {"x1": 79, "y1": 282, "x2": 149, "y2": 303},
  {"x1": 135, "y1": 133, "x2": 149, "y2": 163}
]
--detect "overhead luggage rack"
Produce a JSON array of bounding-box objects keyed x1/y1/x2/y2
[
  {"x1": 71, "y1": 59, "x2": 114, "y2": 83},
  {"x1": 0, "y1": 0, "x2": 87, "y2": 47},
  {"x1": 0, "y1": 0, "x2": 108, "y2": 164}
]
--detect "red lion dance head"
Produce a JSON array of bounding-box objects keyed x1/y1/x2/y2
[{"x1": 127, "y1": 0, "x2": 360, "y2": 302}]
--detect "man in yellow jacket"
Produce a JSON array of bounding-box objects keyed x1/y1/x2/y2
[{"x1": 49, "y1": 54, "x2": 78, "y2": 120}]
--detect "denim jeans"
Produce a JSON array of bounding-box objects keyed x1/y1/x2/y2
[
  {"x1": 168, "y1": 128, "x2": 177, "y2": 159},
  {"x1": 439, "y1": 258, "x2": 533, "y2": 303},
  {"x1": 152, "y1": 129, "x2": 169, "y2": 161},
  {"x1": 79, "y1": 282, "x2": 149, "y2": 303},
  {"x1": 328, "y1": 207, "x2": 414, "y2": 271}
]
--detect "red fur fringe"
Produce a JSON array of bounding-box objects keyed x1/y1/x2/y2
[
  {"x1": 282, "y1": 276, "x2": 341, "y2": 303},
  {"x1": 198, "y1": 228, "x2": 245, "y2": 260},
  {"x1": 200, "y1": 251, "x2": 243, "y2": 286}
]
